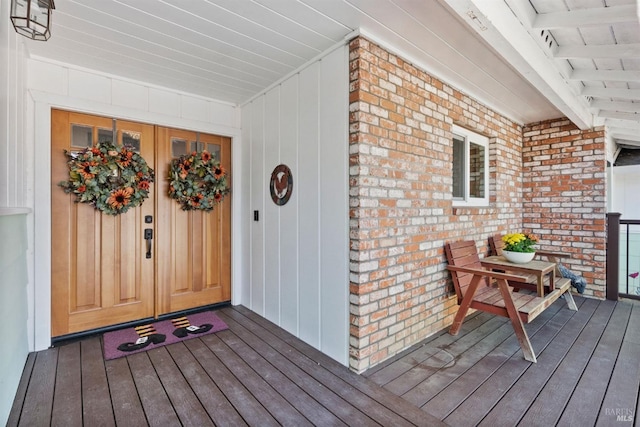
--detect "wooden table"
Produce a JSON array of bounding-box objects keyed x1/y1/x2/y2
[{"x1": 481, "y1": 255, "x2": 556, "y2": 297}]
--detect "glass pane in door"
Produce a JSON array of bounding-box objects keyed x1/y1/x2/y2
[
  {"x1": 207, "y1": 143, "x2": 221, "y2": 161},
  {"x1": 172, "y1": 138, "x2": 188, "y2": 158},
  {"x1": 71, "y1": 125, "x2": 92, "y2": 149},
  {"x1": 122, "y1": 131, "x2": 141, "y2": 153},
  {"x1": 98, "y1": 128, "x2": 113, "y2": 144}
]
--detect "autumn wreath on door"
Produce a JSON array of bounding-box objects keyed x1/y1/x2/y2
[
  {"x1": 59, "y1": 142, "x2": 155, "y2": 215},
  {"x1": 168, "y1": 150, "x2": 230, "y2": 212}
]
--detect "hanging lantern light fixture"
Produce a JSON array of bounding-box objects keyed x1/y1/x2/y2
[{"x1": 10, "y1": 0, "x2": 55, "y2": 41}]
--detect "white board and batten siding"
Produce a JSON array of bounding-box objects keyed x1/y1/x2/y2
[{"x1": 241, "y1": 45, "x2": 350, "y2": 365}]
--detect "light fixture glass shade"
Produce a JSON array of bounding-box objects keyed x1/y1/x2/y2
[{"x1": 10, "y1": 0, "x2": 55, "y2": 41}]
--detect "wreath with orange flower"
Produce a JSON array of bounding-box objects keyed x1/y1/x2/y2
[
  {"x1": 168, "y1": 150, "x2": 230, "y2": 211},
  {"x1": 58, "y1": 141, "x2": 155, "y2": 215}
]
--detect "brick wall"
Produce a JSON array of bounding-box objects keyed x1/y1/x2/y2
[
  {"x1": 522, "y1": 119, "x2": 607, "y2": 298},
  {"x1": 348, "y1": 37, "x2": 608, "y2": 372},
  {"x1": 349, "y1": 36, "x2": 527, "y2": 372}
]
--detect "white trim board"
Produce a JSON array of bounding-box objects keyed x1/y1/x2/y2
[{"x1": 28, "y1": 86, "x2": 244, "y2": 351}]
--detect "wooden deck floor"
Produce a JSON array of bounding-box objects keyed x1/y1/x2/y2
[
  {"x1": 7, "y1": 305, "x2": 444, "y2": 427},
  {"x1": 364, "y1": 295, "x2": 640, "y2": 426},
  {"x1": 8, "y1": 296, "x2": 639, "y2": 426}
]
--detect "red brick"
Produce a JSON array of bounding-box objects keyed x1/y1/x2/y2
[{"x1": 347, "y1": 36, "x2": 606, "y2": 373}]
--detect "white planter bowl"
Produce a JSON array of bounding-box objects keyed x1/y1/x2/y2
[{"x1": 502, "y1": 250, "x2": 535, "y2": 264}]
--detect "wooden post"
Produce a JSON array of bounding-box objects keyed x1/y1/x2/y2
[{"x1": 606, "y1": 212, "x2": 621, "y2": 301}]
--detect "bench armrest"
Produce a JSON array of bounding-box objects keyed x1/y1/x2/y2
[{"x1": 446, "y1": 265, "x2": 530, "y2": 283}]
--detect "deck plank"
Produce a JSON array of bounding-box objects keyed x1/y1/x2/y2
[
  {"x1": 448, "y1": 297, "x2": 600, "y2": 427},
  {"x1": 200, "y1": 332, "x2": 312, "y2": 426},
  {"x1": 105, "y1": 356, "x2": 148, "y2": 427},
  {"x1": 80, "y1": 337, "x2": 116, "y2": 426},
  {"x1": 557, "y1": 301, "x2": 632, "y2": 425},
  {"x1": 497, "y1": 298, "x2": 616, "y2": 426},
  {"x1": 421, "y1": 298, "x2": 574, "y2": 419},
  {"x1": 164, "y1": 342, "x2": 248, "y2": 426},
  {"x1": 16, "y1": 347, "x2": 58, "y2": 426},
  {"x1": 183, "y1": 337, "x2": 280, "y2": 427},
  {"x1": 383, "y1": 316, "x2": 509, "y2": 396},
  {"x1": 215, "y1": 312, "x2": 355, "y2": 426},
  {"x1": 403, "y1": 298, "x2": 559, "y2": 416},
  {"x1": 9, "y1": 297, "x2": 638, "y2": 427},
  {"x1": 597, "y1": 300, "x2": 640, "y2": 425},
  {"x1": 415, "y1": 297, "x2": 565, "y2": 408},
  {"x1": 364, "y1": 312, "x2": 491, "y2": 385},
  {"x1": 126, "y1": 351, "x2": 181, "y2": 426},
  {"x1": 146, "y1": 346, "x2": 214, "y2": 426},
  {"x1": 226, "y1": 306, "x2": 445, "y2": 427},
  {"x1": 6, "y1": 352, "x2": 36, "y2": 427},
  {"x1": 402, "y1": 321, "x2": 519, "y2": 407},
  {"x1": 51, "y1": 342, "x2": 82, "y2": 427}
]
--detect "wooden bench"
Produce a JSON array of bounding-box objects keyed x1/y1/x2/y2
[
  {"x1": 445, "y1": 240, "x2": 577, "y2": 363},
  {"x1": 489, "y1": 232, "x2": 569, "y2": 265},
  {"x1": 488, "y1": 234, "x2": 578, "y2": 308}
]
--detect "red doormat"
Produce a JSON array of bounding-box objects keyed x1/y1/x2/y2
[{"x1": 102, "y1": 311, "x2": 228, "y2": 360}]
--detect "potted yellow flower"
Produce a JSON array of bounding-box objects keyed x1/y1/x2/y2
[{"x1": 501, "y1": 232, "x2": 537, "y2": 263}]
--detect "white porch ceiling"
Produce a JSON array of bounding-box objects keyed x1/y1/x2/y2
[
  {"x1": 20, "y1": 0, "x2": 640, "y2": 148},
  {"x1": 444, "y1": 0, "x2": 640, "y2": 148}
]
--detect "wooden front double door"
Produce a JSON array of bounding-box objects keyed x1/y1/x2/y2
[{"x1": 51, "y1": 110, "x2": 231, "y2": 337}]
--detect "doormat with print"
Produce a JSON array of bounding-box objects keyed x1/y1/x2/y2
[{"x1": 102, "y1": 311, "x2": 228, "y2": 360}]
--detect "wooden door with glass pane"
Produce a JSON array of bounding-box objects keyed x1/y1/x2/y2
[
  {"x1": 51, "y1": 110, "x2": 155, "y2": 336},
  {"x1": 155, "y1": 127, "x2": 231, "y2": 314}
]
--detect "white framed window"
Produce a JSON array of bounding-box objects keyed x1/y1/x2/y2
[{"x1": 452, "y1": 125, "x2": 489, "y2": 206}]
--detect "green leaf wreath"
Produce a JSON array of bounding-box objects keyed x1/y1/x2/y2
[
  {"x1": 58, "y1": 141, "x2": 155, "y2": 215},
  {"x1": 168, "y1": 151, "x2": 230, "y2": 212}
]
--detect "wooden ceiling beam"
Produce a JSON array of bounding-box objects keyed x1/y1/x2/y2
[
  {"x1": 591, "y1": 100, "x2": 640, "y2": 114},
  {"x1": 605, "y1": 118, "x2": 640, "y2": 131},
  {"x1": 570, "y1": 69, "x2": 640, "y2": 82},
  {"x1": 598, "y1": 110, "x2": 640, "y2": 121},
  {"x1": 532, "y1": 5, "x2": 637, "y2": 30},
  {"x1": 582, "y1": 87, "x2": 640, "y2": 100},
  {"x1": 609, "y1": 131, "x2": 640, "y2": 143},
  {"x1": 555, "y1": 44, "x2": 640, "y2": 59}
]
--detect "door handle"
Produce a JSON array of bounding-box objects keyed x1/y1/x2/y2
[{"x1": 144, "y1": 228, "x2": 153, "y2": 259}]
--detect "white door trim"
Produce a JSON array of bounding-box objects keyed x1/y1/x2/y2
[{"x1": 30, "y1": 90, "x2": 244, "y2": 351}]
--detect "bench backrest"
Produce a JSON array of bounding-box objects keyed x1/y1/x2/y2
[
  {"x1": 444, "y1": 240, "x2": 489, "y2": 302},
  {"x1": 488, "y1": 234, "x2": 504, "y2": 256}
]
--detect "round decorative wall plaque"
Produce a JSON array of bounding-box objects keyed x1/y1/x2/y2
[{"x1": 270, "y1": 164, "x2": 293, "y2": 206}]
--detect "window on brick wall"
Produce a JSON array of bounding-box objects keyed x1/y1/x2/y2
[{"x1": 452, "y1": 125, "x2": 489, "y2": 206}]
